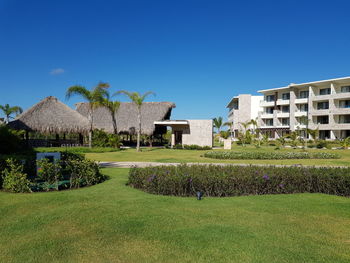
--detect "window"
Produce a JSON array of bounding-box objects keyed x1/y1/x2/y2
[
  {"x1": 339, "y1": 100, "x2": 350, "y2": 108},
  {"x1": 339, "y1": 115, "x2": 350, "y2": 124},
  {"x1": 265, "y1": 119, "x2": 273, "y2": 126},
  {"x1": 282, "y1": 93, "x2": 290, "y2": 100},
  {"x1": 317, "y1": 116, "x2": 329, "y2": 124},
  {"x1": 299, "y1": 90, "x2": 309, "y2": 98},
  {"x1": 297, "y1": 117, "x2": 307, "y2": 125},
  {"x1": 299, "y1": 104, "x2": 308, "y2": 112},
  {"x1": 265, "y1": 107, "x2": 274, "y2": 114},
  {"x1": 281, "y1": 118, "x2": 289, "y2": 126},
  {"x1": 319, "y1": 88, "x2": 331, "y2": 95},
  {"x1": 317, "y1": 101, "x2": 329, "y2": 110},
  {"x1": 282, "y1": 106, "x2": 289, "y2": 113},
  {"x1": 319, "y1": 130, "x2": 330, "y2": 140},
  {"x1": 341, "y1": 86, "x2": 350, "y2": 93},
  {"x1": 265, "y1": 95, "x2": 275, "y2": 102}
]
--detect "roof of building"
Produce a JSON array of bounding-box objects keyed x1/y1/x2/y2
[
  {"x1": 76, "y1": 102, "x2": 175, "y2": 135},
  {"x1": 9, "y1": 96, "x2": 90, "y2": 134}
]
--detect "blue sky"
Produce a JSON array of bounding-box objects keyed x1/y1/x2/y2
[{"x1": 1, "y1": 0, "x2": 350, "y2": 120}]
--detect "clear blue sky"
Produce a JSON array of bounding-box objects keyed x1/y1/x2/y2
[{"x1": 1, "y1": 0, "x2": 350, "y2": 120}]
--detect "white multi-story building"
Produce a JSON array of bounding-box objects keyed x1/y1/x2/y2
[
  {"x1": 226, "y1": 94, "x2": 263, "y2": 137},
  {"x1": 228, "y1": 76, "x2": 350, "y2": 140}
]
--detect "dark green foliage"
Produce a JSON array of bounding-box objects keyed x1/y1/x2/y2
[
  {"x1": 37, "y1": 159, "x2": 62, "y2": 191},
  {"x1": 316, "y1": 140, "x2": 329, "y2": 149},
  {"x1": 173, "y1": 144, "x2": 212, "y2": 150},
  {"x1": 1, "y1": 159, "x2": 31, "y2": 193},
  {"x1": 92, "y1": 129, "x2": 122, "y2": 148},
  {"x1": 203, "y1": 151, "x2": 339, "y2": 160},
  {"x1": 128, "y1": 164, "x2": 350, "y2": 197},
  {"x1": 0, "y1": 125, "x2": 24, "y2": 154}
]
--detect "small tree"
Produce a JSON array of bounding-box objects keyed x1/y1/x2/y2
[
  {"x1": 115, "y1": 91, "x2": 155, "y2": 152},
  {"x1": 213, "y1": 117, "x2": 223, "y2": 134},
  {"x1": 66, "y1": 82, "x2": 108, "y2": 148},
  {"x1": 0, "y1": 104, "x2": 23, "y2": 123}
]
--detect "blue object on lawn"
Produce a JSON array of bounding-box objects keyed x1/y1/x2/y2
[{"x1": 196, "y1": 191, "x2": 203, "y2": 200}]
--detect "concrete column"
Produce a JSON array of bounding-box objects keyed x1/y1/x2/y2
[
  {"x1": 331, "y1": 130, "x2": 336, "y2": 140},
  {"x1": 329, "y1": 83, "x2": 336, "y2": 128},
  {"x1": 289, "y1": 88, "x2": 297, "y2": 131},
  {"x1": 171, "y1": 132, "x2": 175, "y2": 148}
]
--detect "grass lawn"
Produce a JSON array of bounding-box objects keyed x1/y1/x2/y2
[
  {"x1": 85, "y1": 146, "x2": 350, "y2": 166},
  {"x1": 1, "y1": 168, "x2": 349, "y2": 263}
]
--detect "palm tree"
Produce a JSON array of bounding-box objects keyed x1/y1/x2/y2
[
  {"x1": 66, "y1": 82, "x2": 108, "y2": 148},
  {"x1": 0, "y1": 104, "x2": 23, "y2": 123},
  {"x1": 115, "y1": 91, "x2": 155, "y2": 152},
  {"x1": 99, "y1": 90, "x2": 120, "y2": 135},
  {"x1": 213, "y1": 117, "x2": 223, "y2": 134},
  {"x1": 224, "y1": 121, "x2": 233, "y2": 138}
]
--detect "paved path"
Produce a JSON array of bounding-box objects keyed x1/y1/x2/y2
[{"x1": 98, "y1": 161, "x2": 347, "y2": 168}]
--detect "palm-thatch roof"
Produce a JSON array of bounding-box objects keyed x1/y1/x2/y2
[
  {"x1": 76, "y1": 102, "x2": 175, "y2": 135},
  {"x1": 9, "y1": 96, "x2": 90, "y2": 134}
]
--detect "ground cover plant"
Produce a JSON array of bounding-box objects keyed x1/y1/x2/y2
[
  {"x1": 203, "y1": 151, "x2": 340, "y2": 160},
  {"x1": 0, "y1": 168, "x2": 349, "y2": 263},
  {"x1": 128, "y1": 164, "x2": 350, "y2": 197}
]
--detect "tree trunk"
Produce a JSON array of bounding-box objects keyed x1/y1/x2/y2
[
  {"x1": 137, "y1": 109, "x2": 141, "y2": 152},
  {"x1": 150, "y1": 135, "x2": 153, "y2": 148},
  {"x1": 88, "y1": 131, "x2": 92, "y2": 148}
]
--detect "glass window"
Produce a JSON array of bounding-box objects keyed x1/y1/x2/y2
[
  {"x1": 299, "y1": 90, "x2": 309, "y2": 98},
  {"x1": 339, "y1": 100, "x2": 350, "y2": 108},
  {"x1": 282, "y1": 93, "x2": 290, "y2": 100},
  {"x1": 282, "y1": 106, "x2": 289, "y2": 113},
  {"x1": 281, "y1": 118, "x2": 289, "y2": 125},
  {"x1": 300, "y1": 104, "x2": 308, "y2": 112},
  {"x1": 317, "y1": 116, "x2": 329, "y2": 124},
  {"x1": 341, "y1": 86, "x2": 350, "y2": 93},
  {"x1": 319, "y1": 88, "x2": 331, "y2": 95},
  {"x1": 265, "y1": 107, "x2": 274, "y2": 114},
  {"x1": 265, "y1": 119, "x2": 273, "y2": 126},
  {"x1": 265, "y1": 95, "x2": 275, "y2": 102},
  {"x1": 317, "y1": 101, "x2": 329, "y2": 110},
  {"x1": 339, "y1": 115, "x2": 350, "y2": 124}
]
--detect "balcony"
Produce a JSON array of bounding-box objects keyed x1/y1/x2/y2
[
  {"x1": 332, "y1": 92, "x2": 350, "y2": 100},
  {"x1": 309, "y1": 109, "x2": 330, "y2": 116},
  {"x1": 294, "y1": 111, "x2": 307, "y2": 117},
  {"x1": 260, "y1": 113, "x2": 274, "y2": 119},
  {"x1": 295, "y1": 124, "x2": 307, "y2": 129},
  {"x1": 332, "y1": 108, "x2": 350, "y2": 115},
  {"x1": 312, "y1": 94, "x2": 332, "y2": 101},
  {"x1": 276, "y1": 112, "x2": 290, "y2": 118},
  {"x1": 295, "y1": 98, "x2": 308, "y2": 104},
  {"x1": 260, "y1": 101, "x2": 274, "y2": 107},
  {"x1": 276, "y1": 99, "x2": 290, "y2": 105}
]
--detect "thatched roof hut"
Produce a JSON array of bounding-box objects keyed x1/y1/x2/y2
[
  {"x1": 76, "y1": 102, "x2": 175, "y2": 135},
  {"x1": 9, "y1": 96, "x2": 90, "y2": 134}
]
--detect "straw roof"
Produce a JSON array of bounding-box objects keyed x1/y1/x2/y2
[
  {"x1": 9, "y1": 96, "x2": 90, "y2": 134},
  {"x1": 76, "y1": 102, "x2": 175, "y2": 135}
]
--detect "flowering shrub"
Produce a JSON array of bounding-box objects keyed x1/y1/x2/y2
[
  {"x1": 203, "y1": 151, "x2": 339, "y2": 160},
  {"x1": 128, "y1": 164, "x2": 350, "y2": 197}
]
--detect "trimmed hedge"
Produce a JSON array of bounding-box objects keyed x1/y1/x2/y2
[
  {"x1": 203, "y1": 151, "x2": 340, "y2": 160},
  {"x1": 171, "y1": 144, "x2": 212, "y2": 150},
  {"x1": 128, "y1": 164, "x2": 350, "y2": 197}
]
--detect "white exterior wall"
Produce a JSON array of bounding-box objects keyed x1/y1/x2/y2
[{"x1": 181, "y1": 120, "x2": 213, "y2": 147}]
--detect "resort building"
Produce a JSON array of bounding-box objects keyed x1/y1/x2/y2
[
  {"x1": 228, "y1": 76, "x2": 350, "y2": 140},
  {"x1": 226, "y1": 94, "x2": 263, "y2": 137}
]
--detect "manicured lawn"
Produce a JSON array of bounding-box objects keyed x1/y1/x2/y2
[
  {"x1": 1, "y1": 168, "x2": 349, "y2": 262},
  {"x1": 85, "y1": 146, "x2": 350, "y2": 166}
]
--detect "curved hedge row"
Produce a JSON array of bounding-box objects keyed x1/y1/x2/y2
[
  {"x1": 128, "y1": 164, "x2": 350, "y2": 197},
  {"x1": 203, "y1": 151, "x2": 340, "y2": 160}
]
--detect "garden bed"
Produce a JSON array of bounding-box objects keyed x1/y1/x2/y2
[
  {"x1": 128, "y1": 164, "x2": 350, "y2": 197},
  {"x1": 203, "y1": 151, "x2": 340, "y2": 160}
]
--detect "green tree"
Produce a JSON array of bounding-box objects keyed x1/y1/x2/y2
[
  {"x1": 99, "y1": 89, "x2": 120, "y2": 135},
  {"x1": 66, "y1": 82, "x2": 109, "y2": 148},
  {"x1": 213, "y1": 117, "x2": 223, "y2": 134},
  {"x1": 0, "y1": 104, "x2": 23, "y2": 123},
  {"x1": 115, "y1": 91, "x2": 155, "y2": 152}
]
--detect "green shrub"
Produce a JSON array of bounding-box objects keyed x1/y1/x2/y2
[
  {"x1": 203, "y1": 151, "x2": 339, "y2": 160},
  {"x1": 92, "y1": 129, "x2": 122, "y2": 148},
  {"x1": 316, "y1": 140, "x2": 328, "y2": 149},
  {"x1": 65, "y1": 159, "x2": 105, "y2": 188},
  {"x1": 2, "y1": 159, "x2": 31, "y2": 193},
  {"x1": 35, "y1": 147, "x2": 121, "y2": 154},
  {"x1": 183, "y1": 145, "x2": 212, "y2": 150},
  {"x1": 0, "y1": 125, "x2": 24, "y2": 154},
  {"x1": 37, "y1": 159, "x2": 63, "y2": 191},
  {"x1": 128, "y1": 164, "x2": 350, "y2": 197}
]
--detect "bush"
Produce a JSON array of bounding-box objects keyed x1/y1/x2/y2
[
  {"x1": 65, "y1": 159, "x2": 105, "y2": 188},
  {"x1": 2, "y1": 159, "x2": 31, "y2": 193},
  {"x1": 92, "y1": 129, "x2": 122, "y2": 148},
  {"x1": 0, "y1": 125, "x2": 24, "y2": 154},
  {"x1": 203, "y1": 151, "x2": 339, "y2": 160},
  {"x1": 172, "y1": 144, "x2": 212, "y2": 150},
  {"x1": 316, "y1": 140, "x2": 329, "y2": 149},
  {"x1": 128, "y1": 164, "x2": 350, "y2": 197},
  {"x1": 37, "y1": 159, "x2": 63, "y2": 191}
]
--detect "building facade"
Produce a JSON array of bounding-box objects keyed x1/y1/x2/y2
[
  {"x1": 228, "y1": 76, "x2": 350, "y2": 140},
  {"x1": 226, "y1": 94, "x2": 263, "y2": 137}
]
